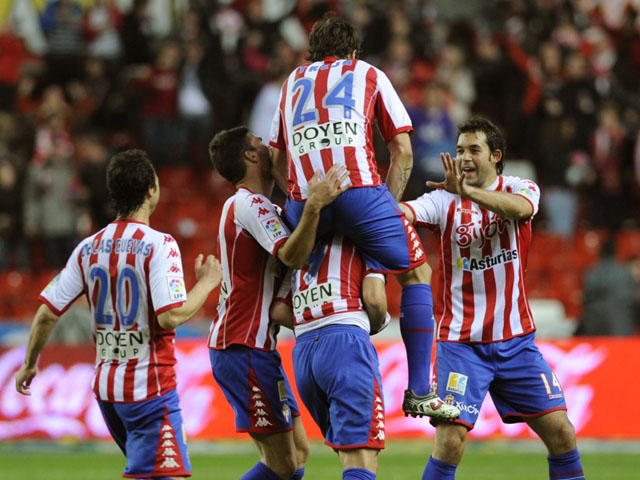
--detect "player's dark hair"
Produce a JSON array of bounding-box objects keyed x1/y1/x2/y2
[
  {"x1": 457, "y1": 117, "x2": 507, "y2": 174},
  {"x1": 307, "y1": 13, "x2": 360, "y2": 62},
  {"x1": 107, "y1": 149, "x2": 157, "y2": 218},
  {"x1": 209, "y1": 126, "x2": 252, "y2": 186}
]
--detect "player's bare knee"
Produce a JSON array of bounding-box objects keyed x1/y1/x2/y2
[
  {"x1": 295, "y1": 438, "x2": 311, "y2": 466},
  {"x1": 397, "y1": 261, "x2": 432, "y2": 286},
  {"x1": 549, "y1": 420, "x2": 577, "y2": 454},
  {"x1": 269, "y1": 453, "x2": 298, "y2": 479},
  {"x1": 433, "y1": 424, "x2": 467, "y2": 463}
]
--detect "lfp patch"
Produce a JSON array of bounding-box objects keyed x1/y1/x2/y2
[
  {"x1": 261, "y1": 217, "x2": 286, "y2": 240},
  {"x1": 167, "y1": 276, "x2": 186, "y2": 300}
]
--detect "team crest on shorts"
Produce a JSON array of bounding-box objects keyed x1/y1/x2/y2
[
  {"x1": 446, "y1": 372, "x2": 468, "y2": 395},
  {"x1": 444, "y1": 394, "x2": 455, "y2": 406},
  {"x1": 282, "y1": 404, "x2": 291, "y2": 422}
]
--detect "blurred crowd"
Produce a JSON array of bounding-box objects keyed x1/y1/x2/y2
[{"x1": 0, "y1": 0, "x2": 638, "y2": 328}]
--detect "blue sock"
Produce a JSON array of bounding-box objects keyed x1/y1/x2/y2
[
  {"x1": 400, "y1": 283, "x2": 434, "y2": 395},
  {"x1": 241, "y1": 461, "x2": 281, "y2": 480},
  {"x1": 290, "y1": 466, "x2": 305, "y2": 479},
  {"x1": 547, "y1": 448, "x2": 585, "y2": 479},
  {"x1": 343, "y1": 467, "x2": 376, "y2": 479},
  {"x1": 422, "y1": 456, "x2": 457, "y2": 480}
]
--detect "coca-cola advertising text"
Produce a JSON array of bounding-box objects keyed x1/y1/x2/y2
[{"x1": 1, "y1": 338, "x2": 638, "y2": 440}]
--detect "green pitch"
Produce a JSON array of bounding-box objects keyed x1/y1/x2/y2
[{"x1": 1, "y1": 440, "x2": 637, "y2": 479}]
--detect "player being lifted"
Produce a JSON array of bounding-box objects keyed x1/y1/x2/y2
[
  {"x1": 208, "y1": 126, "x2": 348, "y2": 480},
  {"x1": 269, "y1": 13, "x2": 458, "y2": 419},
  {"x1": 16, "y1": 149, "x2": 222, "y2": 479}
]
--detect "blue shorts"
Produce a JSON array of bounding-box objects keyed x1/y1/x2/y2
[
  {"x1": 433, "y1": 333, "x2": 567, "y2": 430},
  {"x1": 293, "y1": 324, "x2": 385, "y2": 450},
  {"x1": 209, "y1": 345, "x2": 300, "y2": 434},
  {"x1": 98, "y1": 389, "x2": 191, "y2": 478},
  {"x1": 283, "y1": 185, "x2": 426, "y2": 273}
]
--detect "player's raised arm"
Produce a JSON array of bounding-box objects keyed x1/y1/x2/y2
[
  {"x1": 15, "y1": 304, "x2": 60, "y2": 395},
  {"x1": 157, "y1": 254, "x2": 222, "y2": 330},
  {"x1": 386, "y1": 132, "x2": 414, "y2": 202}
]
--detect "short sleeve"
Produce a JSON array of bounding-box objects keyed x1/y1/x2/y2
[
  {"x1": 510, "y1": 177, "x2": 541, "y2": 218},
  {"x1": 39, "y1": 244, "x2": 85, "y2": 315},
  {"x1": 148, "y1": 234, "x2": 187, "y2": 315},
  {"x1": 403, "y1": 190, "x2": 448, "y2": 229},
  {"x1": 235, "y1": 193, "x2": 291, "y2": 256},
  {"x1": 269, "y1": 83, "x2": 286, "y2": 149},
  {"x1": 374, "y1": 68, "x2": 414, "y2": 142}
]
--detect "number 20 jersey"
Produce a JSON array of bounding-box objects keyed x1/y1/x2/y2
[
  {"x1": 270, "y1": 57, "x2": 413, "y2": 201},
  {"x1": 39, "y1": 220, "x2": 188, "y2": 403}
]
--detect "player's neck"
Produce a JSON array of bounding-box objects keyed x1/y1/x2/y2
[
  {"x1": 123, "y1": 205, "x2": 151, "y2": 225},
  {"x1": 237, "y1": 176, "x2": 273, "y2": 197}
]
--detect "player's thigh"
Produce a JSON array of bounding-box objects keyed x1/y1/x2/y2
[
  {"x1": 292, "y1": 332, "x2": 334, "y2": 436},
  {"x1": 334, "y1": 185, "x2": 426, "y2": 273},
  {"x1": 434, "y1": 341, "x2": 494, "y2": 429},
  {"x1": 97, "y1": 400, "x2": 127, "y2": 454},
  {"x1": 210, "y1": 346, "x2": 298, "y2": 433},
  {"x1": 115, "y1": 390, "x2": 191, "y2": 478},
  {"x1": 308, "y1": 325, "x2": 386, "y2": 449},
  {"x1": 338, "y1": 447, "x2": 380, "y2": 473},
  {"x1": 490, "y1": 334, "x2": 567, "y2": 423}
]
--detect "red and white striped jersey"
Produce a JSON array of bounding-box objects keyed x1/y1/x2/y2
[
  {"x1": 208, "y1": 187, "x2": 291, "y2": 351},
  {"x1": 39, "y1": 220, "x2": 188, "y2": 403},
  {"x1": 270, "y1": 57, "x2": 413, "y2": 201},
  {"x1": 281, "y1": 234, "x2": 371, "y2": 336},
  {"x1": 404, "y1": 176, "x2": 541, "y2": 343}
]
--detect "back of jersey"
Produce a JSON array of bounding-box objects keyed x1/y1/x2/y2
[
  {"x1": 270, "y1": 58, "x2": 413, "y2": 200},
  {"x1": 40, "y1": 220, "x2": 188, "y2": 402}
]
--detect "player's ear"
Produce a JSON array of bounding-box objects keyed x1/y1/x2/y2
[
  {"x1": 244, "y1": 148, "x2": 258, "y2": 164},
  {"x1": 490, "y1": 149, "x2": 502, "y2": 166}
]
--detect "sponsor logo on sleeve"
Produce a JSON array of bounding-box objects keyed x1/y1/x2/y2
[
  {"x1": 446, "y1": 372, "x2": 468, "y2": 395},
  {"x1": 261, "y1": 216, "x2": 286, "y2": 240},
  {"x1": 167, "y1": 276, "x2": 186, "y2": 300},
  {"x1": 44, "y1": 273, "x2": 61, "y2": 293}
]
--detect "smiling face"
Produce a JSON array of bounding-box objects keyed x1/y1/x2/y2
[{"x1": 456, "y1": 131, "x2": 501, "y2": 189}]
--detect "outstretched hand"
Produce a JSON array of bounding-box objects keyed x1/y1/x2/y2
[
  {"x1": 306, "y1": 164, "x2": 351, "y2": 209},
  {"x1": 426, "y1": 153, "x2": 467, "y2": 196}
]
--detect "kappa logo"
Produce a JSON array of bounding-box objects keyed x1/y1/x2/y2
[
  {"x1": 168, "y1": 263, "x2": 181, "y2": 274},
  {"x1": 257, "y1": 207, "x2": 270, "y2": 217},
  {"x1": 160, "y1": 458, "x2": 181, "y2": 469},
  {"x1": 163, "y1": 235, "x2": 175, "y2": 244},
  {"x1": 161, "y1": 440, "x2": 174, "y2": 447},
  {"x1": 167, "y1": 248, "x2": 179, "y2": 259},
  {"x1": 162, "y1": 425, "x2": 173, "y2": 431},
  {"x1": 446, "y1": 372, "x2": 468, "y2": 395},
  {"x1": 254, "y1": 408, "x2": 267, "y2": 417},
  {"x1": 255, "y1": 417, "x2": 273, "y2": 428},
  {"x1": 162, "y1": 432, "x2": 174, "y2": 439},
  {"x1": 374, "y1": 431, "x2": 385, "y2": 440},
  {"x1": 162, "y1": 448, "x2": 177, "y2": 456},
  {"x1": 250, "y1": 197, "x2": 264, "y2": 207}
]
